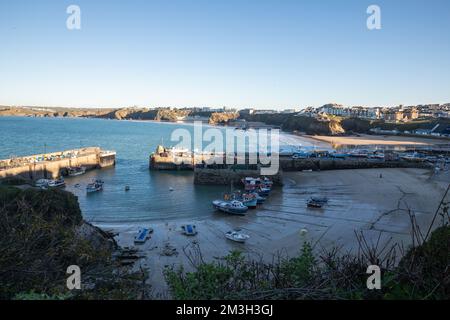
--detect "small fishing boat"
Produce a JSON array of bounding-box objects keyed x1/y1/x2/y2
[
  {"x1": 239, "y1": 193, "x2": 257, "y2": 208},
  {"x1": 125, "y1": 186, "x2": 130, "y2": 191},
  {"x1": 400, "y1": 152, "x2": 426, "y2": 162},
  {"x1": 47, "y1": 178, "x2": 66, "y2": 188},
  {"x1": 34, "y1": 179, "x2": 50, "y2": 188},
  {"x1": 254, "y1": 193, "x2": 266, "y2": 204},
  {"x1": 242, "y1": 177, "x2": 257, "y2": 191},
  {"x1": 226, "y1": 192, "x2": 258, "y2": 209},
  {"x1": 225, "y1": 230, "x2": 250, "y2": 243},
  {"x1": 247, "y1": 190, "x2": 266, "y2": 203},
  {"x1": 134, "y1": 228, "x2": 152, "y2": 244},
  {"x1": 307, "y1": 196, "x2": 327, "y2": 208},
  {"x1": 67, "y1": 166, "x2": 86, "y2": 177},
  {"x1": 181, "y1": 224, "x2": 197, "y2": 236},
  {"x1": 261, "y1": 177, "x2": 273, "y2": 188},
  {"x1": 86, "y1": 180, "x2": 104, "y2": 193},
  {"x1": 212, "y1": 200, "x2": 248, "y2": 215},
  {"x1": 242, "y1": 177, "x2": 272, "y2": 189}
]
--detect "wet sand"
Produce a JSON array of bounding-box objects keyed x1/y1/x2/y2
[
  {"x1": 113, "y1": 168, "x2": 449, "y2": 297},
  {"x1": 307, "y1": 134, "x2": 450, "y2": 147}
]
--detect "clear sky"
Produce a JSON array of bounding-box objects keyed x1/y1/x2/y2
[{"x1": 0, "y1": 0, "x2": 449, "y2": 109}]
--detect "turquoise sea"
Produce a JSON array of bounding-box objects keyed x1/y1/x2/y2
[{"x1": 0, "y1": 116, "x2": 312, "y2": 227}]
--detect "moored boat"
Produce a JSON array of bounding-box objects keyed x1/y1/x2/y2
[
  {"x1": 400, "y1": 152, "x2": 426, "y2": 162},
  {"x1": 181, "y1": 224, "x2": 197, "y2": 236},
  {"x1": 225, "y1": 230, "x2": 250, "y2": 243},
  {"x1": 67, "y1": 166, "x2": 86, "y2": 176},
  {"x1": 212, "y1": 200, "x2": 248, "y2": 215},
  {"x1": 257, "y1": 186, "x2": 271, "y2": 197},
  {"x1": 134, "y1": 228, "x2": 152, "y2": 244},
  {"x1": 307, "y1": 196, "x2": 327, "y2": 208},
  {"x1": 239, "y1": 193, "x2": 257, "y2": 208},
  {"x1": 34, "y1": 179, "x2": 50, "y2": 188},
  {"x1": 47, "y1": 178, "x2": 65, "y2": 188},
  {"x1": 86, "y1": 180, "x2": 104, "y2": 193},
  {"x1": 242, "y1": 177, "x2": 273, "y2": 195},
  {"x1": 254, "y1": 193, "x2": 266, "y2": 204},
  {"x1": 226, "y1": 192, "x2": 258, "y2": 209}
]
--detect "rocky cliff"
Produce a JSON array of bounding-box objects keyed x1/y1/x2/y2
[{"x1": 208, "y1": 112, "x2": 239, "y2": 125}]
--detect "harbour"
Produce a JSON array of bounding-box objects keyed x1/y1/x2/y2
[
  {"x1": 0, "y1": 147, "x2": 116, "y2": 181},
  {"x1": 0, "y1": 116, "x2": 449, "y2": 296}
]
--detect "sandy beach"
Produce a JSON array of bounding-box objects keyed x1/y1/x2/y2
[
  {"x1": 113, "y1": 167, "x2": 449, "y2": 297},
  {"x1": 307, "y1": 134, "x2": 450, "y2": 147}
]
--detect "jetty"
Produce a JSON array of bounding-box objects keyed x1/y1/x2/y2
[
  {"x1": 194, "y1": 163, "x2": 283, "y2": 186},
  {"x1": 0, "y1": 147, "x2": 116, "y2": 181},
  {"x1": 149, "y1": 145, "x2": 220, "y2": 170}
]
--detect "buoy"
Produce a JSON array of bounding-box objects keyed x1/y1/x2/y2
[{"x1": 169, "y1": 187, "x2": 174, "y2": 191}]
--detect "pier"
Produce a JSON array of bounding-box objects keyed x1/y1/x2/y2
[
  {"x1": 149, "y1": 145, "x2": 221, "y2": 170},
  {"x1": 0, "y1": 147, "x2": 116, "y2": 181},
  {"x1": 194, "y1": 164, "x2": 283, "y2": 186}
]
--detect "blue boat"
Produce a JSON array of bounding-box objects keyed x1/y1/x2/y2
[
  {"x1": 257, "y1": 186, "x2": 271, "y2": 197},
  {"x1": 181, "y1": 224, "x2": 197, "y2": 236},
  {"x1": 212, "y1": 200, "x2": 248, "y2": 215},
  {"x1": 237, "y1": 196, "x2": 258, "y2": 209},
  {"x1": 134, "y1": 228, "x2": 151, "y2": 244},
  {"x1": 255, "y1": 194, "x2": 266, "y2": 204},
  {"x1": 228, "y1": 192, "x2": 258, "y2": 209}
]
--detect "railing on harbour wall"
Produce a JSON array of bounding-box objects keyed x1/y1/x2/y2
[{"x1": 0, "y1": 147, "x2": 115, "y2": 181}]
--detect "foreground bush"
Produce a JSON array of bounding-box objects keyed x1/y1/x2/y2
[
  {"x1": 0, "y1": 187, "x2": 149, "y2": 300},
  {"x1": 165, "y1": 226, "x2": 449, "y2": 300}
]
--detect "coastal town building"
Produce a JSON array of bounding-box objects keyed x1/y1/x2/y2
[
  {"x1": 380, "y1": 106, "x2": 419, "y2": 122},
  {"x1": 253, "y1": 109, "x2": 278, "y2": 115},
  {"x1": 317, "y1": 104, "x2": 379, "y2": 119},
  {"x1": 240, "y1": 108, "x2": 255, "y2": 115}
]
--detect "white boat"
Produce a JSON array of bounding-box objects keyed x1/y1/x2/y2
[
  {"x1": 242, "y1": 177, "x2": 273, "y2": 193},
  {"x1": 67, "y1": 166, "x2": 86, "y2": 176},
  {"x1": 47, "y1": 178, "x2": 65, "y2": 188},
  {"x1": 34, "y1": 179, "x2": 50, "y2": 188},
  {"x1": 212, "y1": 200, "x2": 248, "y2": 215},
  {"x1": 86, "y1": 180, "x2": 104, "y2": 193},
  {"x1": 400, "y1": 152, "x2": 425, "y2": 162},
  {"x1": 225, "y1": 230, "x2": 250, "y2": 243}
]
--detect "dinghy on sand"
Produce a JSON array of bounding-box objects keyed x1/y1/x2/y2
[
  {"x1": 181, "y1": 224, "x2": 197, "y2": 236},
  {"x1": 225, "y1": 230, "x2": 250, "y2": 243},
  {"x1": 134, "y1": 227, "x2": 153, "y2": 244}
]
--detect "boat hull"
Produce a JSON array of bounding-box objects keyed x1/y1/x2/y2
[
  {"x1": 212, "y1": 200, "x2": 248, "y2": 215},
  {"x1": 225, "y1": 232, "x2": 250, "y2": 243},
  {"x1": 242, "y1": 198, "x2": 257, "y2": 209}
]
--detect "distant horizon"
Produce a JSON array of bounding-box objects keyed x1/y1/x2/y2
[
  {"x1": 1, "y1": 1, "x2": 450, "y2": 109},
  {"x1": 1, "y1": 101, "x2": 449, "y2": 111}
]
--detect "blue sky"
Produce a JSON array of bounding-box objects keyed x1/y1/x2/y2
[{"x1": 0, "y1": 0, "x2": 449, "y2": 109}]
